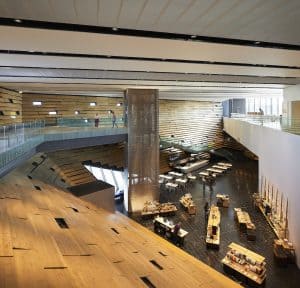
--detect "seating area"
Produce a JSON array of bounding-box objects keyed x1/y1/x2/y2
[{"x1": 47, "y1": 144, "x2": 125, "y2": 187}]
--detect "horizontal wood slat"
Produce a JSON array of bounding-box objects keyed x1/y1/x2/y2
[
  {"x1": 0, "y1": 157, "x2": 241, "y2": 288},
  {"x1": 0, "y1": 88, "x2": 22, "y2": 125},
  {"x1": 159, "y1": 100, "x2": 224, "y2": 149},
  {"x1": 22, "y1": 93, "x2": 124, "y2": 125}
]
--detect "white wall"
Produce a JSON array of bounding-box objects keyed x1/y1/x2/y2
[
  {"x1": 283, "y1": 84, "x2": 300, "y2": 117},
  {"x1": 224, "y1": 118, "x2": 300, "y2": 267}
]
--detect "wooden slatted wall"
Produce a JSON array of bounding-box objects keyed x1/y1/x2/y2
[
  {"x1": 22, "y1": 93, "x2": 124, "y2": 125},
  {"x1": 47, "y1": 144, "x2": 125, "y2": 187},
  {"x1": 0, "y1": 88, "x2": 22, "y2": 125},
  {"x1": 159, "y1": 100, "x2": 224, "y2": 148}
]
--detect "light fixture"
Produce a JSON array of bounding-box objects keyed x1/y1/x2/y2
[
  {"x1": 191, "y1": 35, "x2": 197, "y2": 39},
  {"x1": 116, "y1": 102, "x2": 123, "y2": 107},
  {"x1": 254, "y1": 41, "x2": 261, "y2": 45},
  {"x1": 74, "y1": 110, "x2": 80, "y2": 115},
  {"x1": 84, "y1": 119, "x2": 88, "y2": 123},
  {"x1": 89, "y1": 102, "x2": 96, "y2": 106},
  {"x1": 14, "y1": 19, "x2": 22, "y2": 23},
  {"x1": 48, "y1": 111, "x2": 57, "y2": 115},
  {"x1": 112, "y1": 27, "x2": 119, "y2": 31},
  {"x1": 32, "y1": 101, "x2": 42, "y2": 106},
  {"x1": 10, "y1": 115, "x2": 16, "y2": 119},
  {"x1": 19, "y1": 90, "x2": 23, "y2": 94}
]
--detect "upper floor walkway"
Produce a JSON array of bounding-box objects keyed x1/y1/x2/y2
[
  {"x1": 0, "y1": 118, "x2": 128, "y2": 177},
  {"x1": 230, "y1": 113, "x2": 300, "y2": 135}
]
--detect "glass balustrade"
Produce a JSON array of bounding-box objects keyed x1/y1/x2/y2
[
  {"x1": 230, "y1": 113, "x2": 300, "y2": 135},
  {"x1": 0, "y1": 118, "x2": 127, "y2": 171}
]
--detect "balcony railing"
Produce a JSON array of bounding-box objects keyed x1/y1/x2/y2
[
  {"x1": 0, "y1": 118, "x2": 126, "y2": 171},
  {"x1": 230, "y1": 113, "x2": 300, "y2": 135}
]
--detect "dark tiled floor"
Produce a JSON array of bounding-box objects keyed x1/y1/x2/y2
[{"x1": 130, "y1": 157, "x2": 300, "y2": 288}]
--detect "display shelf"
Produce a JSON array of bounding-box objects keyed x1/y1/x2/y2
[
  {"x1": 222, "y1": 242, "x2": 266, "y2": 286},
  {"x1": 141, "y1": 201, "x2": 177, "y2": 217},
  {"x1": 216, "y1": 194, "x2": 230, "y2": 207},
  {"x1": 180, "y1": 193, "x2": 196, "y2": 215},
  {"x1": 206, "y1": 205, "x2": 220, "y2": 249}
]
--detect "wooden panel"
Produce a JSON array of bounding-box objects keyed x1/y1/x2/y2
[
  {"x1": 22, "y1": 93, "x2": 124, "y2": 125},
  {"x1": 0, "y1": 88, "x2": 22, "y2": 125},
  {"x1": 159, "y1": 100, "x2": 224, "y2": 149},
  {"x1": 46, "y1": 144, "x2": 124, "y2": 187},
  {"x1": 0, "y1": 158, "x2": 242, "y2": 288}
]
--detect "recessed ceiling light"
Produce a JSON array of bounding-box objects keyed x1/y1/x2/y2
[
  {"x1": 49, "y1": 111, "x2": 57, "y2": 115},
  {"x1": 14, "y1": 19, "x2": 22, "y2": 23},
  {"x1": 254, "y1": 41, "x2": 261, "y2": 44},
  {"x1": 191, "y1": 35, "x2": 197, "y2": 39},
  {"x1": 19, "y1": 90, "x2": 23, "y2": 94},
  {"x1": 112, "y1": 27, "x2": 118, "y2": 31}
]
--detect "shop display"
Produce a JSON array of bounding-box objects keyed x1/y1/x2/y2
[
  {"x1": 179, "y1": 193, "x2": 196, "y2": 215},
  {"x1": 141, "y1": 201, "x2": 177, "y2": 217},
  {"x1": 222, "y1": 242, "x2": 266, "y2": 285},
  {"x1": 206, "y1": 205, "x2": 220, "y2": 249}
]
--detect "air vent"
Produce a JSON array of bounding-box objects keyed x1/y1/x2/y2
[
  {"x1": 149, "y1": 260, "x2": 163, "y2": 270},
  {"x1": 55, "y1": 218, "x2": 69, "y2": 229},
  {"x1": 158, "y1": 251, "x2": 167, "y2": 257},
  {"x1": 111, "y1": 228, "x2": 119, "y2": 234},
  {"x1": 140, "y1": 277, "x2": 156, "y2": 288}
]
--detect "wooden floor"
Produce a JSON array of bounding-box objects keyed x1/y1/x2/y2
[{"x1": 0, "y1": 160, "x2": 241, "y2": 287}]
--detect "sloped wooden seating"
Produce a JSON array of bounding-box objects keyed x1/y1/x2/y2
[
  {"x1": 46, "y1": 144, "x2": 125, "y2": 187},
  {"x1": 0, "y1": 159, "x2": 241, "y2": 288}
]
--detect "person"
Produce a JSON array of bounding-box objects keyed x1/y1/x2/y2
[
  {"x1": 259, "y1": 108, "x2": 264, "y2": 125},
  {"x1": 259, "y1": 108, "x2": 264, "y2": 115},
  {"x1": 206, "y1": 171, "x2": 215, "y2": 192},
  {"x1": 94, "y1": 113, "x2": 99, "y2": 128},
  {"x1": 204, "y1": 202, "x2": 209, "y2": 222},
  {"x1": 111, "y1": 110, "x2": 118, "y2": 128},
  {"x1": 202, "y1": 176, "x2": 206, "y2": 193},
  {"x1": 173, "y1": 222, "x2": 181, "y2": 235}
]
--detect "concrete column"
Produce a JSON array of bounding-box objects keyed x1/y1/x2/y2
[{"x1": 124, "y1": 89, "x2": 159, "y2": 212}]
